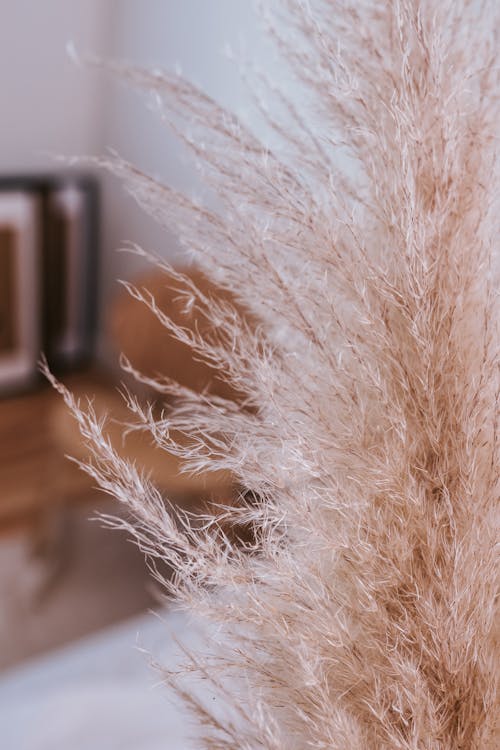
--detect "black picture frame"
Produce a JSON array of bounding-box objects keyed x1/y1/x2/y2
[
  {"x1": 43, "y1": 175, "x2": 99, "y2": 370},
  {"x1": 0, "y1": 173, "x2": 99, "y2": 395}
]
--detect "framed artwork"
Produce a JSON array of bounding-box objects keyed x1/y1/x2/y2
[
  {"x1": 0, "y1": 190, "x2": 41, "y2": 394},
  {"x1": 0, "y1": 173, "x2": 98, "y2": 395}
]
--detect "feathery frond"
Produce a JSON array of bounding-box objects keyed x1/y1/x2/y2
[{"x1": 53, "y1": 1, "x2": 500, "y2": 746}]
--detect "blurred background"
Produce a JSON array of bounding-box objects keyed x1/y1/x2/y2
[{"x1": 0, "y1": 2, "x2": 271, "y2": 746}]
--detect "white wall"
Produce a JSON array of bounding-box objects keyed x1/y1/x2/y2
[
  {"x1": 0, "y1": 0, "x2": 110, "y2": 171},
  {"x1": 99, "y1": 1, "x2": 274, "y2": 314}
]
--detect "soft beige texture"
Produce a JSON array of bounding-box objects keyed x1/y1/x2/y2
[{"x1": 49, "y1": 1, "x2": 499, "y2": 747}]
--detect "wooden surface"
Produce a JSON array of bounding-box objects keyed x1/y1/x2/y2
[
  {"x1": 0, "y1": 378, "x2": 93, "y2": 532},
  {"x1": 0, "y1": 371, "x2": 235, "y2": 533}
]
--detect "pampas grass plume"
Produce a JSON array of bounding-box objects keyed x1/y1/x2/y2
[{"x1": 47, "y1": 1, "x2": 500, "y2": 747}]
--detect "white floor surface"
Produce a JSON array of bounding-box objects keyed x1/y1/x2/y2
[{"x1": 0, "y1": 609, "x2": 203, "y2": 750}]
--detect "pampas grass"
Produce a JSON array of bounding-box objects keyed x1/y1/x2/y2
[{"x1": 48, "y1": 1, "x2": 500, "y2": 747}]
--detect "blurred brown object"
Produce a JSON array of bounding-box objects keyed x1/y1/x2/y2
[
  {"x1": 50, "y1": 267, "x2": 247, "y2": 506},
  {"x1": 50, "y1": 376, "x2": 233, "y2": 500},
  {"x1": 0, "y1": 267, "x2": 246, "y2": 538},
  {"x1": 109, "y1": 268, "x2": 245, "y2": 403}
]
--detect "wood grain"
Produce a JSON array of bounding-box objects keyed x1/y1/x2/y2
[
  {"x1": 0, "y1": 370, "x2": 235, "y2": 533},
  {"x1": 0, "y1": 376, "x2": 94, "y2": 533}
]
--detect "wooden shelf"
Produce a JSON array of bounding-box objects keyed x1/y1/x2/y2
[
  {"x1": 0, "y1": 370, "x2": 235, "y2": 533},
  {"x1": 0, "y1": 378, "x2": 94, "y2": 533}
]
